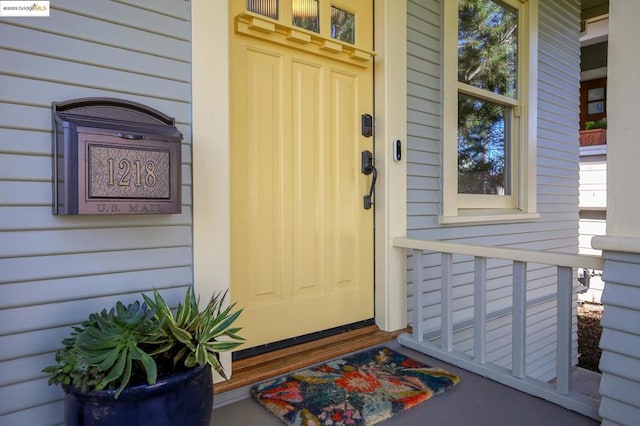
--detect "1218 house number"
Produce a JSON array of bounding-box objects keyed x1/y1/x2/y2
[
  {"x1": 88, "y1": 144, "x2": 171, "y2": 199},
  {"x1": 106, "y1": 158, "x2": 157, "y2": 188}
]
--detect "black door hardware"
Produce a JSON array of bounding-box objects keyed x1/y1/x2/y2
[{"x1": 361, "y1": 150, "x2": 377, "y2": 210}]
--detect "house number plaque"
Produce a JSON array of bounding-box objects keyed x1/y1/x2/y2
[{"x1": 88, "y1": 145, "x2": 170, "y2": 199}]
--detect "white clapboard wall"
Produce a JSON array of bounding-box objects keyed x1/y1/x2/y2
[
  {"x1": 578, "y1": 145, "x2": 607, "y2": 303},
  {"x1": 0, "y1": 1, "x2": 192, "y2": 424}
]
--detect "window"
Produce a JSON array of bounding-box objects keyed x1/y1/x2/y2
[
  {"x1": 292, "y1": 0, "x2": 319, "y2": 32},
  {"x1": 442, "y1": 0, "x2": 538, "y2": 224},
  {"x1": 247, "y1": 0, "x2": 356, "y2": 44},
  {"x1": 580, "y1": 77, "x2": 606, "y2": 130}
]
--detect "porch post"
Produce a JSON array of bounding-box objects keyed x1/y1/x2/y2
[
  {"x1": 192, "y1": 0, "x2": 232, "y2": 380},
  {"x1": 373, "y1": 0, "x2": 408, "y2": 332},
  {"x1": 591, "y1": 1, "x2": 640, "y2": 424}
]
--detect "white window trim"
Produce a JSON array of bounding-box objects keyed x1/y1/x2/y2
[{"x1": 441, "y1": 0, "x2": 539, "y2": 225}]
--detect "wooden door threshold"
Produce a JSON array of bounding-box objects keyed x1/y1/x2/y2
[{"x1": 214, "y1": 325, "x2": 404, "y2": 394}]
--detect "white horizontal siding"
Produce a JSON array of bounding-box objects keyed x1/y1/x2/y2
[
  {"x1": 0, "y1": 327, "x2": 74, "y2": 364},
  {"x1": 0, "y1": 401, "x2": 63, "y2": 426},
  {"x1": 578, "y1": 214, "x2": 605, "y2": 304},
  {"x1": 406, "y1": 0, "x2": 581, "y2": 381},
  {"x1": 598, "y1": 252, "x2": 640, "y2": 424},
  {"x1": 0, "y1": 1, "x2": 192, "y2": 424},
  {"x1": 0, "y1": 201, "x2": 192, "y2": 228},
  {"x1": 1, "y1": 247, "x2": 191, "y2": 292},
  {"x1": 579, "y1": 154, "x2": 607, "y2": 209},
  {"x1": 1, "y1": 286, "x2": 190, "y2": 346},
  {"x1": 579, "y1": 218, "x2": 606, "y2": 252},
  {"x1": 0, "y1": 268, "x2": 191, "y2": 311},
  {"x1": 578, "y1": 144, "x2": 606, "y2": 304},
  {"x1": 0, "y1": 76, "x2": 192, "y2": 124},
  {"x1": 0, "y1": 227, "x2": 192, "y2": 258}
]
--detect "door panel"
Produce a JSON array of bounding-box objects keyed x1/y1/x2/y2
[
  {"x1": 230, "y1": 0, "x2": 374, "y2": 349},
  {"x1": 331, "y1": 70, "x2": 359, "y2": 290},
  {"x1": 291, "y1": 60, "x2": 323, "y2": 297}
]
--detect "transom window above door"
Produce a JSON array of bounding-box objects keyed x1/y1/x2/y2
[{"x1": 247, "y1": 0, "x2": 356, "y2": 44}]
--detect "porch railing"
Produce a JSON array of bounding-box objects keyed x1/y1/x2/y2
[{"x1": 393, "y1": 237, "x2": 604, "y2": 420}]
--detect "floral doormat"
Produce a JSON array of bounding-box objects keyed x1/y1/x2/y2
[{"x1": 251, "y1": 346, "x2": 459, "y2": 425}]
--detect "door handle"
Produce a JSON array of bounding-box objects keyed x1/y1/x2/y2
[{"x1": 361, "y1": 150, "x2": 377, "y2": 210}]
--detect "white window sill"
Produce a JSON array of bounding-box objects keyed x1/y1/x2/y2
[{"x1": 440, "y1": 209, "x2": 540, "y2": 226}]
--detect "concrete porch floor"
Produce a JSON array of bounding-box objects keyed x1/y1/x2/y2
[{"x1": 212, "y1": 340, "x2": 599, "y2": 425}]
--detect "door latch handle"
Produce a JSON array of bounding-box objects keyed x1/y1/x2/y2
[
  {"x1": 361, "y1": 150, "x2": 377, "y2": 210},
  {"x1": 117, "y1": 132, "x2": 144, "y2": 140}
]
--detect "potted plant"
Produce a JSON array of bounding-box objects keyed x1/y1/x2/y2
[
  {"x1": 43, "y1": 288, "x2": 244, "y2": 426},
  {"x1": 580, "y1": 117, "x2": 607, "y2": 146}
]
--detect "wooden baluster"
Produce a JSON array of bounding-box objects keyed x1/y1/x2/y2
[
  {"x1": 412, "y1": 249, "x2": 424, "y2": 342},
  {"x1": 474, "y1": 256, "x2": 487, "y2": 364},
  {"x1": 441, "y1": 252, "x2": 454, "y2": 352},
  {"x1": 512, "y1": 261, "x2": 527, "y2": 379},
  {"x1": 556, "y1": 266, "x2": 573, "y2": 395}
]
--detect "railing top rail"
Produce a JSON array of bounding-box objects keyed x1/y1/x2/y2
[{"x1": 393, "y1": 237, "x2": 604, "y2": 270}]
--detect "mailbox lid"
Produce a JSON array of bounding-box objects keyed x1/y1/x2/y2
[{"x1": 56, "y1": 114, "x2": 182, "y2": 143}]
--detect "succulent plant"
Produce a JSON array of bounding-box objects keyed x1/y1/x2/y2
[
  {"x1": 43, "y1": 288, "x2": 244, "y2": 398},
  {"x1": 143, "y1": 287, "x2": 244, "y2": 380}
]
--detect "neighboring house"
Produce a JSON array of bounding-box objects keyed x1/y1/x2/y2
[
  {"x1": 1, "y1": 1, "x2": 639, "y2": 425},
  {"x1": 578, "y1": 144, "x2": 606, "y2": 303},
  {"x1": 577, "y1": 11, "x2": 607, "y2": 304}
]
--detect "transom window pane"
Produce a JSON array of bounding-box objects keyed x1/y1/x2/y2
[
  {"x1": 331, "y1": 6, "x2": 355, "y2": 44},
  {"x1": 293, "y1": 0, "x2": 319, "y2": 32},
  {"x1": 248, "y1": 0, "x2": 278, "y2": 19},
  {"x1": 458, "y1": 93, "x2": 511, "y2": 195},
  {"x1": 458, "y1": 0, "x2": 518, "y2": 98}
]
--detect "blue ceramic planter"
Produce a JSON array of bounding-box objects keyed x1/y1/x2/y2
[{"x1": 64, "y1": 364, "x2": 213, "y2": 426}]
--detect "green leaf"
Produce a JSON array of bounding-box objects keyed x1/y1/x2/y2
[
  {"x1": 172, "y1": 347, "x2": 189, "y2": 368},
  {"x1": 184, "y1": 352, "x2": 197, "y2": 368},
  {"x1": 176, "y1": 287, "x2": 198, "y2": 326},
  {"x1": 204, "y1": 309, "x2": 243, "y2": 341},
  {"x1": 114, "y1": 301, "x2": 126, "y2": 318},
  {"x1": 205, "y1": 341, "x2": 244, "y2": 352},
  {"x1": 206, "y1": 352, "x2": 227, "y2": 380},
  {"x1": 95, "y1": 345, "x2": 124, "y2": 371},
  {"x1": 96, "y1": 348, "x2": 128, "y2": 390},
  {"x1": 176, "y1": 295, "x2": 192, "y2": 326},
  {"x1": 225, "y1": 331, "x2": 246, "y2": 341},
  {"x1": 77, "y1": 349, "x2": 118, "y2": 366},
  {"x1": 168, "y1": 323, "x2": 194, "y2": 346},
  {"x1": 130, "y1": 344, "x2": 157, "y2": 385},
  {"x1": 195, "y1": 343, "x2": 207, "y2": 366},
  {"x1": 147, "y1": 341, "x2": 174, "y2": 356},
  {"x1": 114, "y1": 352, "x2": 133, "y2": 399}
]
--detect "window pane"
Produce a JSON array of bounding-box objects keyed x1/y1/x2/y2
[
  {"x1": 331, "y1": 6, "x2": 355, "y2": 44},
  {"x1": 293, "y1": 0, "x2": 319, "y2": 32},
  {"x1": 248, "y1": 0, "x2": 278, "y2": 19},
  {"x1": 458, "y1": 0, "x2": 518, "y2": 98},
  {"x1": 458, "y1": 93, "x2": 511, "y2": 195}
]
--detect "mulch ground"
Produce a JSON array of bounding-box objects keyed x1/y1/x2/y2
[{"x1": 577, "y1": 302, "x2": 603, "y2": 373}]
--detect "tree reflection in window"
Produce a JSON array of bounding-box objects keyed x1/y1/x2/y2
[
  {"x1": 293, "y1": 0, "x2": 319, "y2": 32},
  {"x1": 458, "y1": 93, "x2": 511, "y2": 195},
  {"x1": 457, "y1": 0, "x2": 517, "y2": 195},
  {"x1": 331, "y1": 6, "x2": 354, "y2": 44}
]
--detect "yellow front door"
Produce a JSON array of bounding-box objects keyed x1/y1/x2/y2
[{"x1": 230, "y1": 0, "x2": 375, "y2": 349}]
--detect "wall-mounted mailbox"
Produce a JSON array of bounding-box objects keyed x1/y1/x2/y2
[{"x1": 52, "y1": 98, "x2": 182, "y2": 215}]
